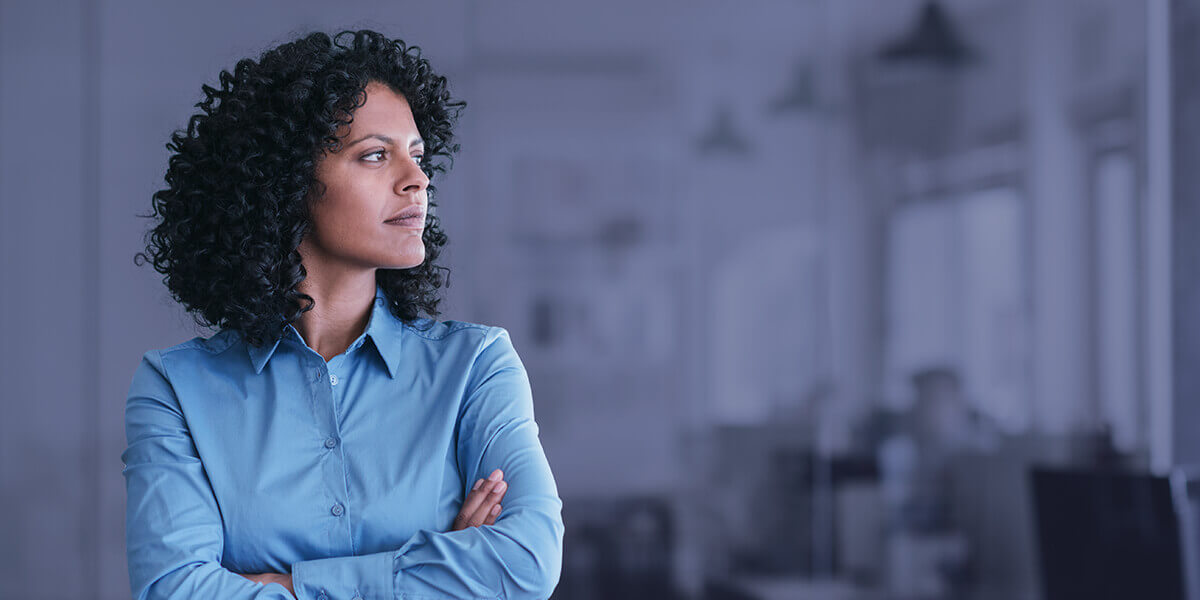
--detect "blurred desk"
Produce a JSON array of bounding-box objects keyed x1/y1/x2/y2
[{"x1": 712, "y1": 576, "x2": 882, "y2": 600}]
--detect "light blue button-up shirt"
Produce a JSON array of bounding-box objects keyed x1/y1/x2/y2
[{"x1": 121, "y1": 284, "x2": 564, "y2": 599}]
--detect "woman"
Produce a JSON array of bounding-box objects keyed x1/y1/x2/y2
[{"x1": 124, "y1": 29, "x2": 564, "y2": 599}]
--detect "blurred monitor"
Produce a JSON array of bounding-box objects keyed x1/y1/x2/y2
[
  {"x1": 1030, "y1": 466, "x2": 1197, "y2": 600},
  {"x1": 1171, "y1": 467, "x2": 1200, "y2": 600}
]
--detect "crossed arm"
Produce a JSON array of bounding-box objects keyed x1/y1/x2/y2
[
  {"x1": 122, "y1": 331, "x2": 563, "y2": 600},
  {"x1": 236, "y1": 469, "x2": 512, "y2": 597}
]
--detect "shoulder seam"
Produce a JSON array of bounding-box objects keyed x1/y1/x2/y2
[
  {"x1": 158, "y1": 340, "x2": 206, "y2": 357},
  {"x1": 158, "y1": 330, "x2": 238, "y2": 358},
  {"x1": 403, "y1": 320, "x2": 492, "y2": 341}
]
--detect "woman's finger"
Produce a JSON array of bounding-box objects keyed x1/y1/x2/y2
[
  {"x1": 467, "y1": 478, "x2": 507, "y2": 526},
  {"x1": 458, "y1": 477, "x2": 506, "y2": 530},
  {"x1": 452, "y1": 470, "x2": 505, "y2": 530},
  {"x1": 459, "y1": 470, "x2": 503, "y2": 516},
  {"x1": 484, "y1": 504, "x2": 501, "y2": 526},
  {"x1": 452, "y1": 479, "x2": 499, "y2": 530}
]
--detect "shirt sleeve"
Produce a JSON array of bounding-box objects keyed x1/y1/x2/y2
[
  {"x1": 122, "y1": 349, "x2": 296, "y2": 600},
  {"x1": 289, "y1": 326, "x2": 565, "y2": 600}
]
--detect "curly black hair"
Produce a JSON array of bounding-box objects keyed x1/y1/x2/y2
[{"x1": 134, "y1": 29, "x2": 466, "y2": 348}]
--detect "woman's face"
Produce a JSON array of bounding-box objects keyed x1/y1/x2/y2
[{"x1": 301, "y1": 81, "x2": 429, "y2": 273}]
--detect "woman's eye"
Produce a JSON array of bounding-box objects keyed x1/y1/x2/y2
[{"x1": 362, "y1": 151, "x2": 422, "y2": 165}]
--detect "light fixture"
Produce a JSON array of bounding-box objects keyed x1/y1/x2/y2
[
  {"x1": 879, "y1": 1, "x2": 977, "y2": 67},
  {"x1": 694, "y1": 103, "x2": 753, "y2": 156},
  {"x1": 768, "y1": 61, "x2": 817, "y2": 115}
]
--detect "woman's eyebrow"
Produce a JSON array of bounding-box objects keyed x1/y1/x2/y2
[{"x1": 346, "y1": 133, "x2": 425, "y2": 148}]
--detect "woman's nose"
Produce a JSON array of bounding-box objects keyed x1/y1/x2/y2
[{"x1": 395, "y1": 161, "x2": 429, "y2": 194}]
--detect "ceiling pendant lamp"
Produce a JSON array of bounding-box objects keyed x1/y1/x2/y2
[{"x1": 879, "y1": 0, "x2": 978, "y2": 67}]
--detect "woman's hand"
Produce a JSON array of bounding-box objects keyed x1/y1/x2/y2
[
  {"x1": 236, "y1": 572, "x2": 296, "y2": 598},
  {"x1": 450, "y1": 468, "x2": 507, "y2": 531}
]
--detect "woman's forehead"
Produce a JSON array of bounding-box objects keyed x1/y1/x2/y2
[{"x1": 341, "y1": 85, "x2": 423, "y2": 145}]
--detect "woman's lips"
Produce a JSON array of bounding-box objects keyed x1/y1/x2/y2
[{"x1": 385, "y1": 215, "x2": 425, "y2": 229}]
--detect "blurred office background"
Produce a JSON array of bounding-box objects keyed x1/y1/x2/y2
[{"x1": 3, "y1": 0, "x2": 1199, "y2": 598}]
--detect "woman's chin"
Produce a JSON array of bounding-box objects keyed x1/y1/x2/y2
[{"x1": 384, "y1": 253, "x2": 425, "y2": 270}]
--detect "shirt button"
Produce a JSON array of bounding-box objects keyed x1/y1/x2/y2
[
  {"x1": 331, "y1": 502, "x2": 344, "y2": 517},
  {"x1": 324, "y1": 437, "x2": 338, "y2": 449},
  {"x1": 330, "y1": 373, "x2": 339, "y2": 386}
]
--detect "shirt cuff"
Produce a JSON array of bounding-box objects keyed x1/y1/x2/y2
[{"x1": 290, "y1": 550, "x2": 395, "y2": 600}]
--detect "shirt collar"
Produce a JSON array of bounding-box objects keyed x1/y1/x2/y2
[
  {"x1": 365, "y1": 285, "x2": 404, "y2": 378},
  {"x1": 246, "y1": 283, "x2": 403, "y2": 378}
]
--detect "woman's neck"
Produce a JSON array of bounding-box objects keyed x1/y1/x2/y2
[{"x1": 293, "y1": 273, "x2": 376, "y2": 362}]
